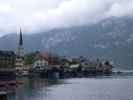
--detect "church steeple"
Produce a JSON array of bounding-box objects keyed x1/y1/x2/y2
[
  {"x1": 16, "y1": 27, "x2": 24, "y2": 57},
  {"x1": 15, "y1": 28, "x2": 24, "y2": 71},
  {"x1": 19, "y1": 28, "x2": 23, "y2": 46}
]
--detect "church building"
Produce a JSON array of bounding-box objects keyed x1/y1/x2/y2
[{"x1": 15, "y1": 28, "x2": 25, "y2": 72}]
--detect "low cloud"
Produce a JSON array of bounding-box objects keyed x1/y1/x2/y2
[{"x1": 0, "y1": 0, "x2": 133, "y2": 36}]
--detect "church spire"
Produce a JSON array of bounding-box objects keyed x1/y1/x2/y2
[
  {"x1": 15, "y1": 28, "x2": 24, "y2": 71},
  {"x1": 16, "y1": 27, "x2": 24, "y2": 57},
  {"x1": 19, "y1": 28, "x2": 23, "y2": 46}
]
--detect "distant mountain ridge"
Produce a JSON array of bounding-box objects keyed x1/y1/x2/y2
[{"x1": 0, "y1": 17, "x2": 133, "y2": 68}]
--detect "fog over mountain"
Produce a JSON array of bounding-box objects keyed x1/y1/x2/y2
[
  {"x1": 0, "y1": 0, "x2": 133, "y2": 35},
  {"x1": 0, "y1": 17, "x2": 133, "y2": 69}
]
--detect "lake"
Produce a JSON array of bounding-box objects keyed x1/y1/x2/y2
[{"x1": 6, "y1": 75, "x2": 133, "y2": 100}]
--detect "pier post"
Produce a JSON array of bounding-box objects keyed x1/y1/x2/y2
[{"x1": 0, "y1": 92, "x2": 7, "y2": 100}]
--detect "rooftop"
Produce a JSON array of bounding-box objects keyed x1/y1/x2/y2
[{"x1": 0, "y1": 50, "x2": 15, "y2": 56}]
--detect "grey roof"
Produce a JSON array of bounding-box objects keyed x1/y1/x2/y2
[{"x1": 0, "y1": 50, "x2": 15, "y2": 56}]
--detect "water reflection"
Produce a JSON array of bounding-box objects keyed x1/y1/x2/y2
[
  {"x1": 7, "y1": 78, "x2": 64, "y2": 100},
  {"x1": 4, "y1": 76, "x2": 133, "y2": 100}
]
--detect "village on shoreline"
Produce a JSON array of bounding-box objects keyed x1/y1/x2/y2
[{"x1": 0, "y1": 28, "x2": 113, "y2": 79}]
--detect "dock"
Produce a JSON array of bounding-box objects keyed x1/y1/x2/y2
[{"x1": 0, "y1": 91, "x2": 7, "y2": 100}]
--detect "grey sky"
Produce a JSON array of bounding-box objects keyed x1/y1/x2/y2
[{"x1": 0, "y1": 0, "x2": 133, "y2": 36}]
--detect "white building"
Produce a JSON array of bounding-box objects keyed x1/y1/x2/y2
[{"x1": 33, "y1": 59, "x2": 48, "y2": 71}]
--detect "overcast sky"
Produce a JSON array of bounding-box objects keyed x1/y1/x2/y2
[{"x1": 0, "y1": 0, "x2": 133, "y2": 36}]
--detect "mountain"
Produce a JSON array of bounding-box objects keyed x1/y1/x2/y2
[{"x1": 0, "y1": 17, "x2": 133, "y2": 68}]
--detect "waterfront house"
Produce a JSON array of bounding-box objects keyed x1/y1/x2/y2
[
  {"x1": 33, "y1": 59, "x2": 48, "y2": 71},
  {"x1": 33, "y1": 54, "x2": 48, "y2": 71},
  {"x1": 0, "y1": 50, "x2": 15, "y2": 69},
  {"x1": 103, "y1": 61, "x2": 113, "y2": 74},
  {"x1": 0, "y1": 50, "x2": 16, "y2": 86}
]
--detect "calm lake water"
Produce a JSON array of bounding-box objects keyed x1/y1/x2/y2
[{"x1": 7, "y1": 75, "x2": 133, "y2": 100}]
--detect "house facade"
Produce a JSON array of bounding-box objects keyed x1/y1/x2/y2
[
  {"x1": 33, "y1": 59, "x2": 48, "y2": 70},
  {"x1": 0, "y1": 50, "x2": 16, "y2": 81},
  {"x1": 0, "y1": 50, "x2": 15, "y2": 69},
  {"x1": 32, "y1": 53, "x2": 48, "y2": 71}
]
